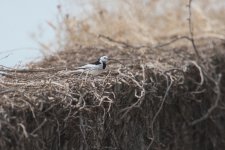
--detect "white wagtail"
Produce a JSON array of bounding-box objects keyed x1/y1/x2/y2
[{"x1": 75, "y1": 56, "x2": 109, "y2": 75}]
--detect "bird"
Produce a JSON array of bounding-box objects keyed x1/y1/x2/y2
[{"x1": 75, "y1": 56, "x2": 109, "y2": 75}]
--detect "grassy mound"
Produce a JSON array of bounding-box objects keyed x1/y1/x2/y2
[{"x1": 0, "y1": 37, "x2": 225, "y2": 150}]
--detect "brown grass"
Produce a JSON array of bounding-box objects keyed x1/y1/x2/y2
[
  {"x1": 1, "y1": 38, "x2": 225, "y2": 149},
  {"x1": 36, "y1": 0, "x2": 225, "y2": 51},
  {"x1": 1, "y1": 0, "x2": 225, "y2": 149}
]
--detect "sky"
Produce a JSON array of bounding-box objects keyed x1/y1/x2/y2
[
  {"x1": 1, "y1": 0, "x2": 223, "y2": 68},
  {"x1": 0, "y1": 0, "x2": 60, "y2": 67}
]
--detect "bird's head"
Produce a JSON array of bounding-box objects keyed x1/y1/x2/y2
[{"x1": 99, "y1": 56, "x2": 109, "y2": 63}]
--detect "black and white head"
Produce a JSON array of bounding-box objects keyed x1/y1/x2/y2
[{"x1": 99, "y1": 56, "x2": 109, "y2": 63}]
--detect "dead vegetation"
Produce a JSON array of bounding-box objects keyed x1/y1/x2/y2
[
  {"x1": 1, "y1": 0, "x2": 225, "y2": 150},
  {"x1": 1, "y1": 37, "x2": 225, "y2": 149}
]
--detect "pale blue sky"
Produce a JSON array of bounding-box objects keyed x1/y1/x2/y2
[
  {"x1": 1, "y1": 0, "x2": 223, "y2": 68},
  {"x1": 0, "y1": 0, "x2": 61, "y2": 67}
]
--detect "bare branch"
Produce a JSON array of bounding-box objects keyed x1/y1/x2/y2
[
  {"x1": 190, "y1": 74, "x2": 222, "y2": 126},
  {"x1": 147, "y1": 74, "x2": 173, "y2": 149},
  {"x1": 187, "y1": 0, "x2": 202, "y2": 60},
  {"x1": 31, "y1": 118, "x2": 47, "y2": 135}
]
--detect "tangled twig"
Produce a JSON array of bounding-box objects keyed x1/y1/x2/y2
[
  {"x1": 147, "y1": 74, "x2": 174, "y2": 150},
  {"x1": 117, "y1": 66, "x2": 146, "y2": 119},
  {"x1": 190, "y1": 74, "x2": 222, "y2": 126}
]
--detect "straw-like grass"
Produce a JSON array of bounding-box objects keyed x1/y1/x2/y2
[
  {"x1": 1, "y1": 0, "x2": 225, "y2": 149},
  {"x1": 0, "y1": 36, "x2": 225, "y2": 149}
]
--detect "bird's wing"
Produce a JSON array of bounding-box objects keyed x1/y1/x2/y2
[{"x1": 77, "y1": 64, "x2": 101, "y2": 70}]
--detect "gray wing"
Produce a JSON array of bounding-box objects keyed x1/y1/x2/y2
[{"x1": 77, "y1": 64, "x2": 102, "y2": 70}]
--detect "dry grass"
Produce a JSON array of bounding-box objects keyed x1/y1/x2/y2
[
  {"x1": 37, "y1": 0, "x2": 225, "y2": 51},
  {"x1": 0, "y1": 39, "x2": 225, "y2": 149},
  {"x1": 1, "y1": 0, "x2": 225, "y2": 149}
]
